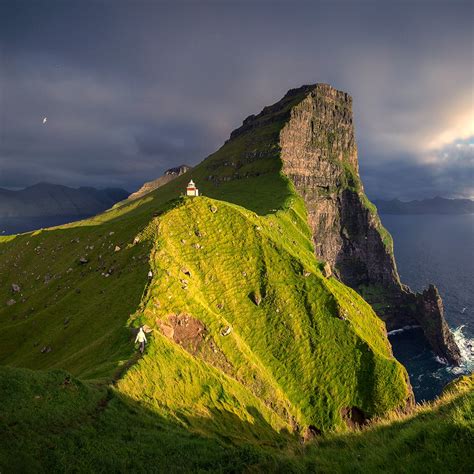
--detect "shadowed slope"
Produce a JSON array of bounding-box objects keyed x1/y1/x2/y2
[{"x1": 0, "y1": 367, "x2": 471, "y2": 472}]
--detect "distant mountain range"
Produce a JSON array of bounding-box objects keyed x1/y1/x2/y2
[
  {"x1": 0, "y1": 183, "x2": 129, "y2": 218},
  {"x1": 373, "y1": 197, "x2": 474, "y2": 215}
]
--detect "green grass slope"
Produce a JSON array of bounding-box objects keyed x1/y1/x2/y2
[
  {"x1": 0, "y1": 85, "x2": 410, "y2": 438},
  {"x1": 0, "y1": 202, "x2": 153, "y2": 380},
  {"x1": 119, "y1": 194, "x2": 409, "y2": 438},
  {"x1": 0, "y1": 187, "x2": 410, "y2": 439},
  {"x1": 0, "y1": 366, "x2": 471, "y2": 473},
  {"x1": 1, "y1": 85, "x2": 464, "y2": 470}
]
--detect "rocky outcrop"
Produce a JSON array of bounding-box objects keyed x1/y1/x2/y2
[
  {"x1": 276, "y1": 84, "x2": 460, "y2": 364},
  {"x1": 279, "y1": 86, "x2": 392, "y2": 285},
  {"x1": 128, "y1": 165, "x2": 191, "y2": 201},
  {"x1": 229, "y1": 83, "x2": 460, "y2": 364},
  {"x1": 416, "y1": 285, "x2": 461, "y2": 364}
]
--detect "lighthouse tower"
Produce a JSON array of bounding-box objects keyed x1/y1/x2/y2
[{"x1": 186, "y1": 180, "x2": 199, "y2": 197}]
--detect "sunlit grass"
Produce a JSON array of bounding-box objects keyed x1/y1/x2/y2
[{"x1": 0, "y1": 86, "x2": 470, "y2": 471}]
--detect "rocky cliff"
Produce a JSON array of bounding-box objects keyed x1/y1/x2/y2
[
  {"x1": 230, "y1": 84, "x2": 461, "y2": 364},
  {"x1": 128, "y1": 165, "x2": 192, "y2": 201}
]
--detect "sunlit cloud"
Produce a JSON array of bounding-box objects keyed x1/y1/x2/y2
[{"x1": 424, "y1": 103, "x2": 474, "y2": 153}]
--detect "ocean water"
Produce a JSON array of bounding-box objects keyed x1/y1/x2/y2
[
  {"x1": 381, "y1": 214, "x2": 474, "y2": 402},
  {"x1": 0, "y1": 215, "x2": 91, "y2": 235}
]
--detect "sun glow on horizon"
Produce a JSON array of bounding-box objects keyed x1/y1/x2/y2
[{"x1": 425, "y1": 107, "x2": 474, "y2": 153}]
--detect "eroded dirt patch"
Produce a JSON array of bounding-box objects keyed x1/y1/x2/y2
[
  {"x1": 156, "y1": 314, "x2": 233, "y2": 376},
  {"x1": 156, "y1": 313, "x2": 296, "y2": 432},
  {"x1": 341, "y1": 406, "x2": 368, "y2": 428},
  {"x1": 302, "y1": 425, "x2": 322, "y2": 442},
  {"x1": 157, "y1": 314, "x2": 206, "y2": 355},
  {"x1": 156, "y1": 314, "x2": 233, "y2": 374}
]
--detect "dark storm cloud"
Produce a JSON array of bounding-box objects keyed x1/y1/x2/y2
[{"x1": 0, "y1": 0, "x2": 472, "y2": 196}]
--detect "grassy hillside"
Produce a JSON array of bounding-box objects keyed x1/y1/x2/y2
[
  {"x1": 0, "y1": 367, "x2": 471, "y2": 472},
  {"x1": 0, "y1": 184, "x2": 410, "y2": 435},
  {"x1": 120, "y1": 194, "x2": 409, "y2": 435},
  {"x1": 0, "y1": 85, "x2": 470, "y2": 471}
]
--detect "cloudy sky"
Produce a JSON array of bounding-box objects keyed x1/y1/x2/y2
[{"x1": 0, "y1": 0, "x2": 472, "y2": 199}]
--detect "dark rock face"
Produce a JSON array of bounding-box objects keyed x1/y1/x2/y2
[
  {"x1": 164, "y1": 165, "x2": 192, "y2": 177},
  {"x1": 275, "y1": 84, "x2": 460, "y2": 365},
  {"x1": 341, "y1": 406, "x2": 368, "y2": 428},
  {"x1": 416, "y1": 285, "x2": 461, "y2": 364},
  {"x1": 128, "y1": 165, "x2": 192, "y2": 201}
]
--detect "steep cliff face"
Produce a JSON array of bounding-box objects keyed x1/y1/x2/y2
[
  {"x1": 278, "y1": 87, "x2": 397, "y2": 287},
  {"x1": 273, "y1": 84, "x2": 460, "y2": 364},
  {"x1": 416, "y1": 285, "x2": 461, "y2": 362}
]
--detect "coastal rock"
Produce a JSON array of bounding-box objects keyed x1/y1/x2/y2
[
  {"x1": 273, "y1": 84, "x2": 461, "y2": 364},
  {"x1": 416, "y1": 285, "x2": 461, "y2": 365},
  {"x1": 232, "y1": 83, "x2": 460, "y2": 364}
]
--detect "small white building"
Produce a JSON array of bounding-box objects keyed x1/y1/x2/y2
[{"x1": 186, "y1": 180, "x2": 199, "y2": 197}]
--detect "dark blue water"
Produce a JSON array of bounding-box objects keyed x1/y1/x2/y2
[
  {"x1": 0, "y1": 215, "x2": 91, "y2": 235},
  {"x1": 382, "y1": 214, "x2": 474, "y2": 401}
]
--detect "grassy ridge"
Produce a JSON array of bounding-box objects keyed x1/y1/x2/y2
[
  {"x1": 120, "y1": 194, "x2": 408, "y2": 439},
  {"x1": 0, "y1": 200, "x2": 154, "y2": 379},
  {"x1": 0, "y1": 178, "x2": 410, "y2": 447}
]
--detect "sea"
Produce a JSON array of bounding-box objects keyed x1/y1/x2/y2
[
  {"x1": 0, "y1": 215, "x2": 91, "y2": 235},
  {"x1": 382, "y1": 214, "x2": 474, "y2": 402}
]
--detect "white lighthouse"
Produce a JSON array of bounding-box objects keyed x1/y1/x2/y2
[{"x1": 186, "y1": 180, "x2": 199, "y2": 197}]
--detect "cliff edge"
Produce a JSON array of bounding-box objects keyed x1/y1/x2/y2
[{"x1": 230, "y1": 84, "x2": 461, "y2": 364}]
